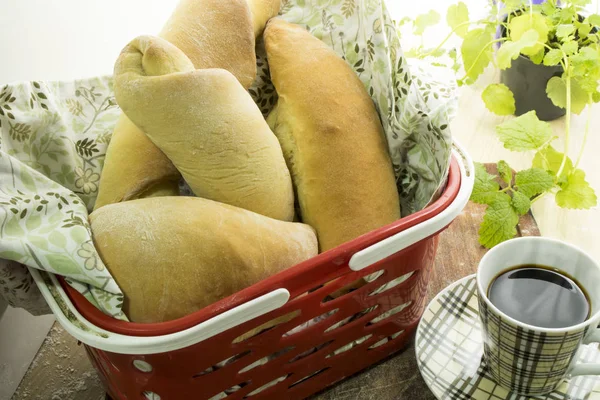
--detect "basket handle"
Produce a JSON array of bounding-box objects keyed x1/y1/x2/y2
[
  {"x1": 348, "y1": 140, "x2": 475, "y2": 272},
  {"x1": 30, "y1": 267, "x2": 290, "y2": 355}
]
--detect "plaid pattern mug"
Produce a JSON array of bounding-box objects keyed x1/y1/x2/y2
[{"x1": 476, "y1": 237, "x2": 600, "y2": 396}]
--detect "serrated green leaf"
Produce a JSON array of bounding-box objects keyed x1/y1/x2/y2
[
  {"x1": 482, "y1": 84, "x2": 516, "y2": 115},
  {"x1": 508, "y1": 14, "x2": 549, "y2": 57},
  {"x1": 533, "y1": 146, "x2": 573, "y2": 180},
  {"x1": 515, "y1": 168, "x2": 555, "y2": 197},
  {"x1": 414, "y1": 10, "x2": 440, "y2": 35},
  {"x1": 471, "y1": 163, "x2": 502, "y2": 204},
  {"x1": 497, "y1": 29, "x2": 539, "y2": 69},
  {"x1": 546, "y1": 76, "x2": 588, "y2": 114},
  {"x1": 530, "y1": 47, "x2": 545, "y2": 65},
  {"x1": 446, "y1": 2, "x2": 469, "y2": 38},
  {"x1": 543, "y1": 48, "x2": 563, "y2": 66},
  {"x1": 511, "y1": 190, "x2": 531, "y2": 215},
  {"x1": 561, "y1": 40, "x2": 578, "y2": 55},
  {"x1": 497, "y1": 160, "x2": 513, "y2": 185},
  {"x1": 556, "y1": 24, "x2": 575, "y2": 40},
  {"x1": 478, "y1": 194, "x2": 519, "y2": 248},
  {"x1": 461, "y1": 27, "x2": 495, "y2": 83},
  {"x1": 556, "y1": 169, "x2": 597, "y2": 209},
  {"x1": 496, "y1": 111, "x2": 552, "y2": 151},
  {"x1": 589, "y1": 14, "x2": 600, "y2": 26},
  {"x1": 578, "y1": 23, "x2": 592, "y2": 39}
]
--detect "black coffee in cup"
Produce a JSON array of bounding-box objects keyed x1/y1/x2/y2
[{"x1": 488, "y1": 265, "x2": 590, "y2": 329}]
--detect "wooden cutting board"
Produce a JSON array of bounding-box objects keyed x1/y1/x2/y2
[{"x1": 311, "y1": 164, "x2": 541, "y2": 400}]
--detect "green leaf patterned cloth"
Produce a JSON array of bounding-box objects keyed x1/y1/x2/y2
[{"x1": 0, "y1": 0, "x2": 456, "y2": 319}]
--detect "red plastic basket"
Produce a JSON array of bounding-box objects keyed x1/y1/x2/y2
[{"x1": 31, "y1": 146, "x2": 473, "y2": 400}]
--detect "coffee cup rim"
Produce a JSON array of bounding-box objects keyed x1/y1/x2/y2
[{"x1": 476, "y1": 237, "x2": 600, "y2": 333}]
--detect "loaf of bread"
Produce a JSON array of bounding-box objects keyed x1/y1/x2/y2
[
  {"x1": 264, "y1": 19, "x2": 401, "y2": 251},
  {"x1": 114, "y1": 35, "x2": 295, "y2": 221},
  {"x1": 95, "y1": 0, "x2": 280, "y2": 210},
  {"x1": 247, "y1": 0, "x2": 282, "y2": 39},
  {"x1": 90, "y1": 196, "x2": 317, "y2": 323}
]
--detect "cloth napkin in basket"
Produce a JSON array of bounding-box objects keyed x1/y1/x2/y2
[{"x1": 0, "y1": 0, "x2": 457, "y2": 318}]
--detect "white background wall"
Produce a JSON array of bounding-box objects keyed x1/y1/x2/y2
[{"x1": 0, "y1": 0, "x2": 482, "y2": 83}]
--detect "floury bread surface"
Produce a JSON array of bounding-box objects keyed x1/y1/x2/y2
[
  {"x1": 114, "y1": 36, "x2": 295, "y2": 221},
  {"x1": 90, "y1": 196, "x2": 318, "y2": 323},
  {"x1": 264, "y1": 19, "x2": 400, "y2": 251},
  {"x1": 95, "y1": 0, "x2": 280, "y2": 210}
]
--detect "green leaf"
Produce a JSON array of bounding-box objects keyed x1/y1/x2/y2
[
  {"x1": 482, "y1": 84, "x2": 515, "y2": 115},
  {"x1": 589, "y1": 14, "x2": 600, "y2": 26},
  {"x1": 46, "y1": 253, "x2": 81, "y2": 275},
  {"x1": 556, "y1": 169, "x2": 597, "y2": 209},
  {"x1": 478, "y1": 194, "x2": 519, "y2": 248},
  {"x1": 546, "y1": 76, "x2": 588, "y2": 114},
  {"x1": 446, "y1": 2, "x2": 469, "y2": 38},
  {"x1": 414, "y1": 10, "x2": 440, "y2": 35},
  {"x1": 533, "y1": 146, "x2": 573, "y2": 180},
  {"x1": 496, "y1": 111, "x2": 552, "y2": 151},
  {"x1": 508, "y1": 13, "x2": 549, "y2": 57},
  {"x1": 515, "y1": 168, "x2": 555, "y2": 197},
  {"x1": 543, "y1": 49, "x2": 563, "y2": 66},
  {"x1": 4, "y1": 217, "x2": 24, "y2": 237},
  {"x1": 49, "y1": 231, "x2": 67, "y2": 248},
  {"x1": 561, "y1": 40, "x2": 578, "y2": 55},
  {"x1": 497, "y1": 29, "x2": 539, "y2": 69},
  {"x1": 497, "y1": 160, "x2": 513, "y2": 185},
  {"x1": 530, "y1": 47, "x2": 545, "y2": 65},
  {"x1": 25, "y1": 214, "x2": 42, "y2": 231},
  {"x1": 70, "y1": 226, "x2": 89, "y2": 243},
  {"x1": 556, "y1": 24, "x2": 575, "y2": 40},
  {"x1": 29, "y1": 235, "x2": 49, "y2": 251},
  {"x1": 0, "y1": 251, "x2": 25, "y2": 262},
  {"x1": 20, "y1": 168, "x2": 36, "y2": 192},
  {"x1": 511, "y1": 190, "x2": 531, "y2": 215},
  {"x1": 578, "y1": 23, "x2": 592, "y2": 39},
  {"x1": 461, "y1": 27, "x2": 494, "y2": 83},
  {"x1": 471, "y1": 163, "x2": 502, "y2": 204}
]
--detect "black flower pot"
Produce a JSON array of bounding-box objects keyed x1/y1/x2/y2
[{"x1": 500, "y1": 55, "x2": 565, "y2": 121}]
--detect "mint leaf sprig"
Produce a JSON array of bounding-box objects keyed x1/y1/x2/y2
[
  {"x1": 472, "y1": 111, "x2": 597, "y2": 248},
  {"x1": 400, "y1": 0, "x2": 599, "y2": 247}
]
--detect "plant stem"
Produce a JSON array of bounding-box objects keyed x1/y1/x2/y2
[
  {"x1": 574, "y1": 95, "x2": 593, "y2": 170},
  {"x1": 460, "y1": 38, "x2": 506, "y2": 81},
  {"x1": 531, "y1": 192, "x2": 547, "y2": 205},
  {"x1": 420, "y1": 21, "x2": 474, "y2": 58},
  {"x1": 556, "y1": 59, "x2": 571, "y2": 179}
]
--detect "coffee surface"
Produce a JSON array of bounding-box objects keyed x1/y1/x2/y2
[{"x1": 488, "y1": 265, "x2": 589, "y2": 329}]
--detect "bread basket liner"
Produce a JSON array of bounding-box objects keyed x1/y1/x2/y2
[{"x1": 0, "y1": 0, "x2": 457, "y2": 320}]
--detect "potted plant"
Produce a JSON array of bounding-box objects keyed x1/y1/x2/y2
[{"x1": 399, "y1": 0, "x2": 599, "y2": 247}]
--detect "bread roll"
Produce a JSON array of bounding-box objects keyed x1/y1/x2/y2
[
  {"x1": 90, "y1": 196, "x2": 318, "y2": 323},
  {"x1": 95, "y1": 0, "x2": 280, "y2": 210},
  {"x1": 160, "y1": 0, "x2": 257, "y2": 89},
  {"x1": 264, "y1": 19, "x2": 400, "y2": 251},
  {"x1": 114, "y1": 35, "x2": 295, "y2": 221},
  {"x1": 247, "y1": 0, "x2": 282, "y2": 39}
]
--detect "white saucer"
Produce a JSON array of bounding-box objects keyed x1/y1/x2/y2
[{"x1": 415, "y1": 275, "x2": 600, "y2": 400}]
